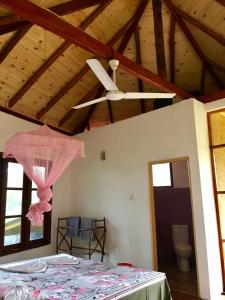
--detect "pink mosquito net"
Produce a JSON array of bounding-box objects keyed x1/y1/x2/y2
[{"x1": 3, "y1": 125, "x2": 85, "y2": 226}]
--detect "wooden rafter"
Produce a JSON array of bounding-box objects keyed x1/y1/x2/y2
[
  {"x1": 208, "y1": 58, "x2": 225, "y2": 74},
  {"x1": 59, "y1": 0, "x2": 149, "y2": 127},
  {"x1": 200, "y1": 65, "x2": 206, "y2": 96},
  {"x1": 0, "y1": 0, "x2": 193, "y2": 100},
  {"x1": 59, "y1": 83, "x2": 101, "y2": 127},
  {"x1": 36, "y1": 65, "x2": 90, "y2": 120},
  {"x1": 0, "y1": 21, "x2": 29, "y2": 36},
  {"x1": 73, "y1": 0, "x2": 149, "y2": 133},
  {"x1": 164, "y1": 0, "x2": 224, "y2": 90},
  {"x1": 0, "y1": 105, "x2": 73, "y2": 135},
  {"x1": 135, "y1": 27, "x2": 146, "y2": 113},
  {"x1": 107, "y1": 100, "x2": 114, "y2": 123},
  {"x1": 200, "y1": 89, "x2": 225, "y2": 103},
  {"x1": 41, "y1": 16, "x2": 133, "y2": 123},
  {"x1": 215, "y1": 0, "x2": 225, "y2": 7},
  {"x1": 169, "y1": 16, "x2": 176, "y2": 84},
  {"x1": 0, "y1": 0, "x2": 110, "y2": 35},
  {"x1": 0, "y1": 24, "x2": 32, "y2": 64},
  {"x1": 7, "y1": 2, "x2": 111, "y2": 108},
  {"x1": 152, "y1": 0, "x2": 167, "y2": 78},
  {"x1": 36, "y1": 0, "x2": 148, "y2": 121},
  {"x1": 176, "y1": 7, "x2": 225, "y2": 47}
]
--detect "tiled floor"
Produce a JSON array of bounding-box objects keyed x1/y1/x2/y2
[{"x1": 159, "y1": 264, "x2": 198, "y2": 297}]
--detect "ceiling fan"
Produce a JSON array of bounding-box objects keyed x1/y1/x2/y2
[{"x1": 73, "y1": 59, "x2": 176, "y2": 109}]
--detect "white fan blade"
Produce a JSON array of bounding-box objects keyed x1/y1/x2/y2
[
  {"x1": 73, "y1": 96, "x2": 107, "y2": 109},
  {"x1": 87, "y1": 59, "x2": 119, "y2": 91},
  {"x1": 124, "y1": 92, "x2": 176, "y2": 99}
]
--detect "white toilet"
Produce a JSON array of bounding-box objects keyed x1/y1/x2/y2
[{"x1": 172, "y1": 224, "x2": 192, "y2": 272}]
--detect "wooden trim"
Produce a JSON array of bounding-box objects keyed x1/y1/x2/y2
[
  {"x1": 8, "y1": 2, "x2": 111, "y2": 109},
  {"x1": 148, "y1": 162, "x2": 158, "y2": 270},
  {"x1": 0, "y1": 0, "x2": 111, "y2": 35},
  {"x1": 152, "y1": 0, "x2": 167, "y2": 78},
  {"x1": 0, "y1": 0, "x2": 193, "y2": 99},
  {"x1": 207, "y1": 112, "x2": 225, "y2": 291},
  {"x1": 0, "y1": 25, "x2": 32, "y2": 64},
  {"x1": 0, "y1": 156, "x2": 51, "y2": 256},
  {"x1": 176, "y1": 7, "x2": 225, "y2": 46},
  {"x1": 169, "y1": 16, "x2": 175, "y2": 84},
  {"x1": 165, "y1": 0, "x2": 224, "y2": 90},
  {"x1": 200, "y1": 89, "x2": 225, "y2": 103},
  {"x1": 148, "y1": 157, "x2": 200, "y2": 296}
]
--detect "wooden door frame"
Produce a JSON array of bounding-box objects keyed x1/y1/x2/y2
[{"x1": 148, "y1": 156, "x2": 200, "y2": 296}]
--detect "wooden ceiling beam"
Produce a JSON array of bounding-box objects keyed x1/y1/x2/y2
[
  {"x1": 215, "y1": 0, "x2": 225, "y2": 7},
  {"x1": 59, "y1": 84, "x2": 101, "y2": 127},
  {"x1": 200, "y1": 65, "x2": 206, "y2": 96},
  {"x1": 0, "y1": 105, "x2": 73, "y2": 135},
  {"x1": 107, "y1": 100, "x2": 114, "y2": 123},
  {"x1": 0, "y1": 21, "x2": 29, "y2": 35},
  {"x1": 37, "y1": 0, "x2": 142, "y2": 121},
  {"x1": 208, "y1": 57, "x2": 225, "y2": 74},
  {"x1": 176, "y1": 7, "x2": 225, "y2": 47},
  {"x1": 59, "y1": 0, "x2": 149, "y2": 127},
  {"x1": 40, "y1": 15, "x2": 133, "y2": 123},
  {"x1": 164, "y1": 0, "x2": 224, "y2": 90},
  {"x1": 7, "y1": 2, "x2": 111, "y2": 108},
  {"x1": 169, "y1": 16, "x2": 176, "y2": 84},
  {"x1": 72, "y1": 0, "x2": 149, "y2": 133},
  {"x1": 0, "y1": 0, "x2": 110, "y2": 35},
  {"x1": 135, "y1": 27, "x2": 146, "y2": 113},
  {"x1": 200, "y1": 89, "x2": 225, "y2": 103},
  {"x1": 0, "y1": 24, "x2": 32, "y2": 64},
  {"x1": 152, "y1": 0, "x2": 167, "y2": 78},
  {"x1": 0, "y1": 0, "x2": 193, "y2": 100}
]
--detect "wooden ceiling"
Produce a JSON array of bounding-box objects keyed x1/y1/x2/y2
[{"x1": 0, "y1": 0, "x2": 224, "y2": 135}]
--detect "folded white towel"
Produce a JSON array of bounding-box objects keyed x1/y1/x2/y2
[
  {"x1": 44, "y1": 254, "x2": 79, "y2": 265},
  {"x1": 0, "y1": 259, "x2": 47, "y2": 274}
]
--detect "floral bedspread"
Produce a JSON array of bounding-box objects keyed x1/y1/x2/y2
[{"x1": 0, "y1": 254, "x2": 166, "y2": 300}]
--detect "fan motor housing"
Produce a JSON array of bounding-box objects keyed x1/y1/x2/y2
[{"x1": 106, "y1": 91, "x2": 124, "y2": 101}]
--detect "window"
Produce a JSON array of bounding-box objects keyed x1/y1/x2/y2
[
  {"x1": 0, "y1": 156, "x2": 51, "y2": 256},
  {"x1": 208, "y1": 110, "x2": 225, "y2": 292},
  {"x1": 152, "y1": 163, "x2": 173, "y2": 187}
]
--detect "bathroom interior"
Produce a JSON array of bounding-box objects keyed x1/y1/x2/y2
[{"x1": 151, "y1": 159, "x2": 198, "y2": 297}]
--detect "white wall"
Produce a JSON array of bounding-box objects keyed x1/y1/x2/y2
[
  {"x1": 71, "y1": 99, "x2": 221, "y2": 299},
  {"x1": 0, "y1": 112, "x2": 73, "y2": 264}
]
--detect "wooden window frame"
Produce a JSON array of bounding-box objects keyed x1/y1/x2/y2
[
  {"x1": 207, "y1": 110, "x2": 225, "y2": 294},
  {"x1": 0, "y1": 155, "x2": 51, "y2": 257}
]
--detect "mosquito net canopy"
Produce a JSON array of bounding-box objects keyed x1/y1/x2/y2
[{"x1": 3, "y1": 125, "x2": 85, "y2": 226}]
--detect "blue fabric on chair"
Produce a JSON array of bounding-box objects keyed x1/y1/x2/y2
[
  {"x1": 66, "y1": 216, "x2": 80, "y2": 237},
  {"x1": 80, "y1": 217, "x2": 95, "y2": 241}
]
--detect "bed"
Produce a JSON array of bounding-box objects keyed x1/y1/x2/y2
[{"x1": 0, "y1": 254, "x2": 171, "y2": 300}]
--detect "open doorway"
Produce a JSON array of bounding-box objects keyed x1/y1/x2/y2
[{"x1": 149, "y1": 158, "x2": 199, "y2": 297}]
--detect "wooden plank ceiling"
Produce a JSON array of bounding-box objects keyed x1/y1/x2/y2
[{"x1": 0, "y1": 0, "x2": 224, "y2": 135}]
